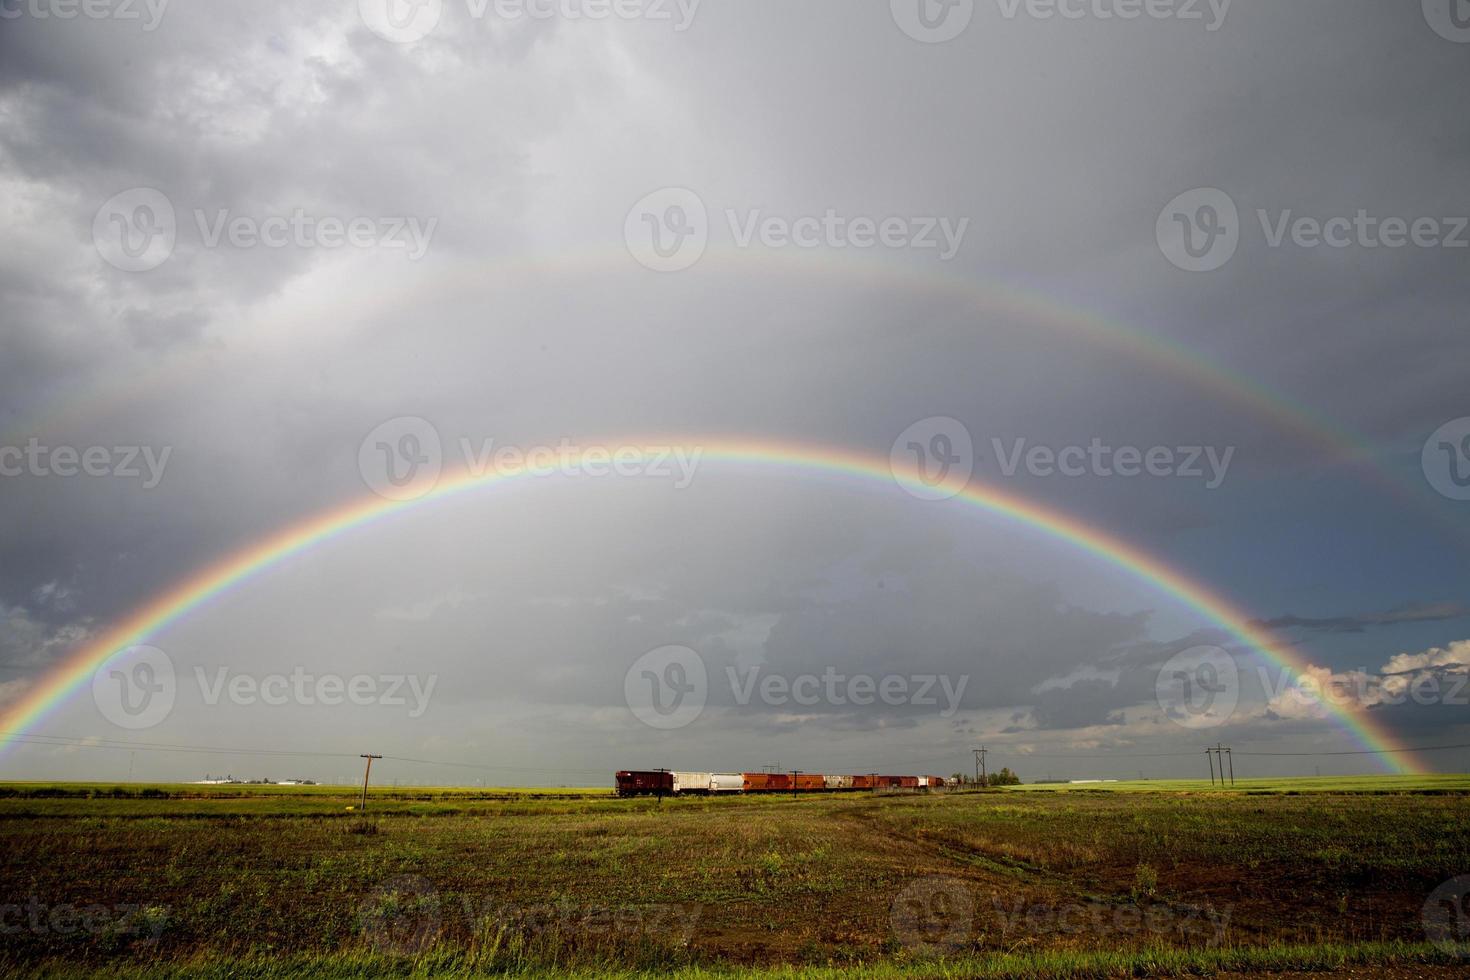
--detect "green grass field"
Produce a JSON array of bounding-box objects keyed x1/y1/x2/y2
[{"x1": 2, "y1": 777, "x2": 1467, "y2": 977}]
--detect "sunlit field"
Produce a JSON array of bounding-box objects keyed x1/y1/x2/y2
[{"x1": 3, "y1": 778, "x2": 1468, "y2": 978}]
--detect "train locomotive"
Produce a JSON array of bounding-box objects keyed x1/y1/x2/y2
[{"x1": 615, "y1": 770, "x2": 947, "y2": 796}]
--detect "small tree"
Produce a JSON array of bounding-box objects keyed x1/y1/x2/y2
[{"x1": 990, "y1": 767, "x2": 1021, "y2": 786}]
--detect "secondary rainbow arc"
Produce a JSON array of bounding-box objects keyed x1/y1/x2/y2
[{"x1": 0, "y1": 438, "x2": 1424, "y2": 774}]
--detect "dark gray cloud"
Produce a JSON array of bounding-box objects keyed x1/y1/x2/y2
[
  {"x1": 1256, "y1": 602, "x2": 1470, "y2": 635},
  {"x1": 2, "y1": 0, "x2": 1468, "y2": 782}
]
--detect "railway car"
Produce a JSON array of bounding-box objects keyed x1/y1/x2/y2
[
  {"x1": 742, "y1": 772, "x2": 773, "y2": 792},
  {"x1": 621, "y1": 769, "x2": 936, "y2": 796},
  {"x1": 615, "y1": 770, "x2": 673, "y2": 797},
  {"x1": 709, "y1": 773, "x2": 744, "y2": 793},
  {"x1": 671, "y1": 771, "x2": 714, "y2": 794}
]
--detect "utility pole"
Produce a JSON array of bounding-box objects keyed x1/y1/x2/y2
[
  {"x1": 358, "y1": 754, "x2": 382, "y2": 811},
  {"x1": 973, "y1": 747, "x2": 988, "y2": 788},
  {"x1": 1206, "y1": 747, "x2": 1216, "y2": 786},
  {"x1": 1224, "y1": 746, "x2": 1234, "y2": 787},
  {"x1": 790, "y1": 770, "x2": 803, "y2": 798}
]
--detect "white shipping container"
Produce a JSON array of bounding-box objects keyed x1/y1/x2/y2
[
  {"x1": 709, "y1": 773, "x2": 744, "y2": 793},
  {"x1": 916, "y1": 776, "x2": 930, "y2": 788},
  {"x1": 671, "y1": 771, "x2": 714, "y2": 794},
  {"x1": 825, "y1": 775, "x2": 854, "y2": 789}
]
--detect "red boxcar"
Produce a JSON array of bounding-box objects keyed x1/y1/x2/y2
[
  {"x1": 851, "y1": 774, "x2": 875, "y2": 790},
  {"x1": 927, "y1": 776, "x2": 947, "y2": 789},
  {"x1": 795, "y1": 774, "x2": 825, "y2": 791},
  {"x1": 615, "y1": 770, "x2": 674, "y2": 797},
  {"x1": 742, "y1": 772, "x2": 771, "y2": 792}
]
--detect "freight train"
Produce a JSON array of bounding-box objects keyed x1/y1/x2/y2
[{"x1": 615, "y1": 770, "x2": 948, "y2": 796}]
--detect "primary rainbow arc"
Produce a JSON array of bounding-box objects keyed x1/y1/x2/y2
[{"x1": 0, "y1": 438, "x2": 1423, "y2": 774}]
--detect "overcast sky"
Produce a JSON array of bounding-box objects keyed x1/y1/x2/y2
[{"x1": 1, "y1": 0, "x2": 1467, "y2": 785}]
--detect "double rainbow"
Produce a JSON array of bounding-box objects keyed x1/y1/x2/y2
[{"x1": 0, "y1": 438, "x2": 1424, "y2": 773}]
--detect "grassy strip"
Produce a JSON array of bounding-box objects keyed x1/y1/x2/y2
[{"x1": 13, "y1": 941, "x2": 1469, "y2": 979}]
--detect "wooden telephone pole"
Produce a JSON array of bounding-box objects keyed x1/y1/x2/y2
[
  {"x1": 358, "y1": 754, "x2": 382, "y2": 810},
  {"x1": 1205, "y1": 745, "x2": 1234, "y2": 787}
]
